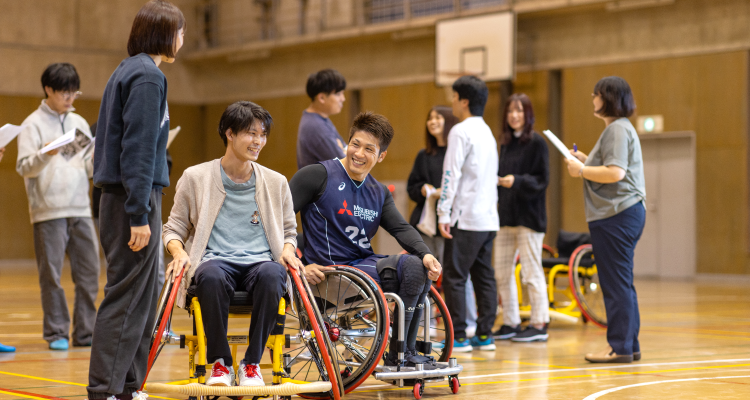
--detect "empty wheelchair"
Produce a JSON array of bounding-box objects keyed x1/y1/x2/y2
[
  {"x1": 511, "y1": 231, "x2": 607, "y2": 328},
  {"x1": 142, "y1": 265, "x2": 343, "y2": 400},
  {"x1": 306, "y1": 265, "x2": 462, "y2": 399}
]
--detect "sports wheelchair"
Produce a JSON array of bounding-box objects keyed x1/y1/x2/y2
[
  {"x1": 305, "y1": 265, "x2": 462, "y2": 400},
  {"x1": 142, "y1": 265, "x2": 343, "y2": 400},
  {"x1": 511, "y1": 231, "x2": 607, "y2": 328}
]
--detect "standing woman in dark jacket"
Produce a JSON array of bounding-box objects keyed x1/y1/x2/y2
[
  {"x1": 492, "y1": 93, "x2": 551, "y2": 343},
  {"x1": 407, "y1": 105, "x2": 458, "y2": 260},
  {"x1": 87, "y1": 1, "x2": 185, "y2": 399}
]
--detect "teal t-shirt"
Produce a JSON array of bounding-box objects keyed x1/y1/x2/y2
[{"x1": 201, "y1": 166, "x2": 273, "y2": 265}]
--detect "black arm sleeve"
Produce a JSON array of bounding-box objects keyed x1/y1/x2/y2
[
  {"x1": 406, "y1": 151, "x2": 427, "y2": 205},
  {"x1": 510, "y1": 137, "x2": 549, "y2": 201},
  {"x1": 290, "y1": 164, "x2": 328, "y2": 214},
  {"x1": 379, "y1": 184, "x2": 432, "y2": 259}
]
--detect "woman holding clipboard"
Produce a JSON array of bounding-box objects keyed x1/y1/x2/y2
[{"x1": 565, "y1": 76, "x2": 646, "y2": 364}]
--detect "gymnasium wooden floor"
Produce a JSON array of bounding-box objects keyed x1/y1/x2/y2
[{"x1": 1, "y1": 262, "x2": 750, "y2": 400}]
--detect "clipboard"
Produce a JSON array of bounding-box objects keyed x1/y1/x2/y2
[{"x1": 542, "y1": 130, "x2": 575, "y2": 161}]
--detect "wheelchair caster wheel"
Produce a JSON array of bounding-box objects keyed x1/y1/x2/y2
[
  {"x1": 413, "y1": 381, "x2": 424, "y2": 399},
  {"x1": 449, "y1": 376, "x2": 460, "y2": 394}
]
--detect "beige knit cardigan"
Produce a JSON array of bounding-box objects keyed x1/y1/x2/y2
[{"x1": 163, "y1": 158, "x2": 297, "y2": 308}]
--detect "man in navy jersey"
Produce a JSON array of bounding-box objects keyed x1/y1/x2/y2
[{"x1": 290, "y1": 112, "x2": 442, "y2": 368}]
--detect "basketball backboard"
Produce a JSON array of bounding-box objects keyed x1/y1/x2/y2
[{"x1": 435, "y1": 11, "x2": 515, "y2": 87}]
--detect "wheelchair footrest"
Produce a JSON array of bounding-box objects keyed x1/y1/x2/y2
[{"x1": 145, "y1": 381, "x2": 332, "y2": 396}]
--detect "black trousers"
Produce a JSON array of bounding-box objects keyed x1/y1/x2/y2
[
  {"x1": 442, "y1": 228, "x2": 497, "y2": 339},
  {"x1": 588, "y1": 202, "x2": 646, "y2": 356},
  {"x1": 87, "y1": 189, "x2": 162, "y2": 399},
  {"x1": 195, "y1": 259, "x2": 287, "y2": 366}
]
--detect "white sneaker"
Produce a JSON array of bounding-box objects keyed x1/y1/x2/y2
[
  {"x1": 239, "y1": 361, "x2": 265, "y2": 387},
  {"x1": 132, "y1": 392, "x2": 148, "y2": 400},
  {"x1": 206, "y1": 358, "x2": 235, "y2": 386}
]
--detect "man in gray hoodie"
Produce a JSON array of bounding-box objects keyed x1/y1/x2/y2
[{"x1": 16, "y1": 63, "x2": 100, "y2": 351}]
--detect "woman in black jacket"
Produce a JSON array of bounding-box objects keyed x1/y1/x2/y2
[
  {"x1": 407, "y1": 106, "x2": 457, "y2": 262},
  {"x1": 493, "y1": 93, "x2": 551, "y2": 343}
]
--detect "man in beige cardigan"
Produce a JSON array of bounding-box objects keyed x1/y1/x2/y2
[{"x1": 163, "y1": 101, "x2": 303, "y2": 388}]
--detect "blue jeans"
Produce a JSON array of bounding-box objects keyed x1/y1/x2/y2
[{"x1": 588, "y1": 202, "x2": 646, "y2": 355}]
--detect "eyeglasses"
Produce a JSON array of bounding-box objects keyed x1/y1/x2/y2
[{"x1": 61, "y1": 91, "x2": 82, "y2": 100}]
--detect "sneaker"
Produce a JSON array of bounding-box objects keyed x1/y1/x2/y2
[
  {"x1": 469, "y1": 335, "x2": 496, "y2": 351},
  {"x1": 493, "y1": 325, "x2": 521, "y2": 340},
  {"x1": 0, "y1": 343, "x2": 16, "y2": 352},
  {"x1": 584, "y1": 346, "x2": 633, "y2": 363},
  {"x1": 511, "y1": 326, "x2": 549, "y2": 342},
  {"x1": 452, "y1": 338, "x2": 473, "y2": 352},
  {"x1": 49, "y1": 338, "x2": 69, "y2": 350},
  {"x1": 405, "y1": 350, "x2": 439, "y2": 370},
  {"x1": 206, "y1": 358, "x2": 235, "y2": 386},
  {"x1": 238, "y1": 361, "x2": 265, "y2": 387},
  {"x1": 131, "y1": 392, "x2": 148, "y2": 400}
]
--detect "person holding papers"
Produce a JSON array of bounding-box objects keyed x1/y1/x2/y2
[
  {"x1": 15, "y1": 62, "x2": 100, "y2": 351},
  {"x1": 564, "y1": 76, "x2": 646, "y2": 364},
  {"x1": 0, "y1": 147, "x2": 15, "y2": 353},
  {"x1": 87, "y1": 1, "x2": 185, "y2": 398},
  {"x1": 493, "y1": 93, "x2": 550, "y2": 343}
]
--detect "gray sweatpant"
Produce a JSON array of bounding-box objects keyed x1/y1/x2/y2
[
  {"x1": 33, "y1": 217, "x2": 100, "y2": 345},
  {"x1": 87, "y1": 189, "x2": 161, "y2": 399}
]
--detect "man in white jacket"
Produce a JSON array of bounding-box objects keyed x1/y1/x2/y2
[
  {"x1": 16, "y1": 63, "x2": 99, "y2": 351},
  {"x1": 437, "y1": 75, "x2": 500, "y2": 352}
]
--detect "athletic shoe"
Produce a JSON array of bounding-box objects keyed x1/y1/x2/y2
[
  {"x1": 493, "y1": 325, "x2": 521, "y2": 340},
  {"x1": 49, "y1": 338, "x2": 69, "y2": 350},
  {"x1": 0, "y1": 343, "x2": 15, "y2": 352},
  {"x1": 469, "y1": 335, "x2": 496, "y2": 351},
  {"x1": 206, "y1": 358, "x2": 235, "y2": 386},
  {"x1": 584, "y1": 346, "x2": 633, "y2": 363},
  {"x1": 511, "y1": 326, "x2": 549, "y2": 342},
  {"x1": 131, "y1": 392, "x2": 148, "y2": 400},
  {"x1": 405, "y1": 350, "x2": 440, "y2": 370},
  {"x1": 239, "y1": 361, "x2": 265, "y2": 386},
  {"x1": 452, "y1": 338, "x2": 473, "y2": 352}
]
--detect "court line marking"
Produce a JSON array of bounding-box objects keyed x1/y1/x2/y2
[
  {"x1": 0, "y1": 387, "x2": 66, "y2": 400},
  {"x1": 353, "y1": 360, "x2": 750, "y2": 393},
  {"x1": 458, "y1": 357, "x2": 750, "y2": 380},
  {"x1": 582, "y1": 375, "x2": 750, "y2": 400},
  {"x1": 0, "y1": 371, "x2": 179, "y2": 400}
]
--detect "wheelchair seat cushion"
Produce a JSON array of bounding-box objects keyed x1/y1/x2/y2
[{"x1": 186, "y1": 284, "x2": 254, "y2": 314}]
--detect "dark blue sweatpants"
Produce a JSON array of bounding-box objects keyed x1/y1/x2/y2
[{"x1": 588, "y1": 202, "x2": 645, "y2": 356}]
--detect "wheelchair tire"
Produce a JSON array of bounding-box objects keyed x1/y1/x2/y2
[
  {"x1": 288, "y1": 268, "x2": 342, "y2": 400},
  {"x1": 144, "y1": 269, "x2": 182, "y2": 386},
  {"x1": 306, "y1": 266, "x2": 389, "y2": 396},
  {"x1": 567, "y1": 245, "x2": 608, "y2": 328},
  {"x1": 424, "y1": 286, "x2": 453, "y2": 362}
]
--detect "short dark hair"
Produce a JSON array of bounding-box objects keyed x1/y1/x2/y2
[
  {"x1": 218, "y1": 101, "x2": 273, "y2": 147},
  {"x1": 348, "y1": 112, "x2": 394, "y2": 153},
  {"x1": 425, "y1": 106, "x2": 458, "y2": 155},
  {"x1": 306, "y1": 69, "x2": 346, "y2": 101},
  {"x1": 41, "y1": 63, "x2": 80, "y2": 98},
  {"x1": 501, "y1": 93, "x2": 536, "y2": 146},
  {"x1": 452, "y1": 75, "x2": 488, "y2": 117},
  {"x1": 127, "y1": 0, "x2": 185, "y2": 58},
  {"x1": 593, "y1": 76, "x2": 636, "y2": 118}
]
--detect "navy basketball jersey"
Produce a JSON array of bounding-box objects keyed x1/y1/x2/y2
[{"x1": 301, "y1": 159, "x2": 385, "y2": 269}]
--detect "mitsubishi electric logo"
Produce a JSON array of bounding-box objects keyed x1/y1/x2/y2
[
  {"x1": 338, "y1": 200, "x2": 353, "y2": 215},
  {"x1": 338, "y1": 182, "x2": 346, "y2": 190}
]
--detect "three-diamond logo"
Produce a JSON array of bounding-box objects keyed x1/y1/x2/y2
[{"x1": 338, "y1": 200, "x2": 353, "y2": 215}]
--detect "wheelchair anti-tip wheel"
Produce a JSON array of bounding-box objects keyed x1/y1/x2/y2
[
  {"x1": 307, "y1": 266, "x2": 390, "y2": 396},
  {"x1": 568, "y1": 244, "x2": 607, "y2": 328}
]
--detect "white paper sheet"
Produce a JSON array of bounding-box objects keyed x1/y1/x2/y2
[
  {"x1": 417, "y1": 186, "x2": 438, "y2": 237},
  {"x1": 542, "y1": 129, "x2": 575, "y2": 161},
  {"x1": 0, "y1": 124, "x2": 23, "y2": 148},
  {"x1": 167, "y1": 126, "x2": 181, "y2": 149},
  {"x1": 41, "y1": 128, "x2": 92, "y2": 161},
  {"x1": 41, "y1": 129, "x2": 76, "y2": 154}
]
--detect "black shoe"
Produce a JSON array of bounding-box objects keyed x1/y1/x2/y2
[
  {"x1": 633, "y1": 351, "x2": 641, "y2": 361},
  {"x1": 511, "y1": 326, "x2": 548, "y2": 342},
  {"x1": 405, "y1": 351, "x2": 440, "y2": 370},
  {"x1": 493, "y1": 325, "x2": 521, "y2": 340}
]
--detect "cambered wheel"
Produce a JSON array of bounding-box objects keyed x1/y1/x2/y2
[
  {"x1": 413, "y1": 381, "x2": 424, "y2": 399},
  {"x1": 449, "y1": 376, "x2": 460, "y2": 394},
  {"x1": 416, "y1": 286, "x2": 454, "y2": 361},
  {"x1": 143, "y1": 269, "x2": 182, "y2": 386},
  {"x1": 568, "y1": 245, "x2": 607, "y2": 328},
  {"x1": 286, "y1": 269, "x2": 342, "y2": 400},
  {"x1": 306, "y1": 266, "x2": 389, "y2": 396}
]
